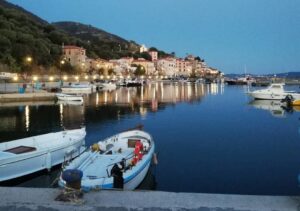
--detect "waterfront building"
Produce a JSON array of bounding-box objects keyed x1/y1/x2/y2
[
  {"x1": 157, "y1": 57, "x2": 177, "y2": 76},
  {"x1": 176, "y1": 59, "x2": 192, "y2": 76},
  {"x1": 132, "y1": 58, "x2": 156, "y2": 75},
  {"x1": 62, "y1": 45, "x2": 87, "y2": 68},
  {"x1": 149, "y1": 51, "x2": 158, "y2": 61}
]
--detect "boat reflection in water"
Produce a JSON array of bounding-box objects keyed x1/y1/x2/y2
[
  {"x1": 249, "y1": 100, "x2": 287, "y2": 118},
  {"x1": 248, "y1": 99, "x2": 300, "y2": 118}
]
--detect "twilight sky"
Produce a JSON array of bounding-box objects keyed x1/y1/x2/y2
[{"x1": 8, "y1": 0, "x2": 300, "y2": 74}]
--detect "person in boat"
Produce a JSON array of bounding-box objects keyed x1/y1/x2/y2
[{"x1": 111, "y1": 159, "x2": 125, "y2": 189}]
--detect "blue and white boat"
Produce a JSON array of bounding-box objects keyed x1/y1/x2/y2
[{"x1": 58, "y1": 129, "x2": 155, "y2": 191}]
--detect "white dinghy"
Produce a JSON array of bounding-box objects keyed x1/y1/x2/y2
[
  {"x1": 56, "y1": 93, "x2": 83, "y2": 103},
  {"x1": 59, "y1": 129, "x2": 155, "y2": 191},
  {"x1": 0, "y1": 128, "x2": 86, "y2": 182}
]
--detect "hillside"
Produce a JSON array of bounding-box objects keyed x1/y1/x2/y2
[
  {"x1": 0, "y1": 0, "x2": 143, "y2": 74},
  {"x1": 53, "y1": 21, "x2": 140, "y2": 60}
]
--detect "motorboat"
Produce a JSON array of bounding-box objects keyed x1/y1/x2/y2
[
  {"x1": 248, "y1": 83, "x2": 300, "y2": 100},
  {"x1": 226, "y1": 76, "x2": 256, "y2": 85},
  {"x1": 59, "y1": 129, "x2": 155, "y2": 191},
  {"x1": 61, "y1": 83, "x2": 93, "y2": 94},
  {"x1": 56, "y1": 93, "x2": 83, "y2": 103},
  {"x1": 0, "y1": 128, "x2": 86, "y2": 182}
]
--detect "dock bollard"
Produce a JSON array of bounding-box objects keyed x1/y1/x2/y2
[{"x1": 62, "y1": 169, "x2": 83, "y2": 190}]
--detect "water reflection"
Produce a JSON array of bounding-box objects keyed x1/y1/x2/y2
[
  {"x1": 249, "y1": 100, "x2": 287, "y2": 118},
  {"x1": 249, "y1": 99, "x2": 300, "y2": 118},
  {"x1": 90, "y1": 82, "x2": 208, "y2": 109},
  {"x1": 0, "y1": 83, "x2": 218, "y2": 142}
]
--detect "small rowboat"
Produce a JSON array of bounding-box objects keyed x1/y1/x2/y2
[
  {"x1": 56, "y1": 93, "x2": 83, "y2": 102},
  {"x1": 59, "y1": 129, "x2": 155, "y2": 191}
]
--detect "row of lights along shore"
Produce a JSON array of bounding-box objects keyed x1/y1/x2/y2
[{"x1": 12, "y1": 75, "x2": 169, "y2": 82}]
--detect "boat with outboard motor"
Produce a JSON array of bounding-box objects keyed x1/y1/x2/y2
[
  {"x1": 0, "y1": 128, "x2": 86, "y2": 182},
  {"x1": 58, "y1": 129, "x2": 155, "y2": 191},
  {"x1": 247, "y1": 83, "x2": 300, "y2": 100}
]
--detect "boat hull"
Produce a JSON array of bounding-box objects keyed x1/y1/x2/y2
[
  {"x1": 0, "y1": 129, "x2": 86, "y2": 182},
  {"x1": 56, "y1": 94, "x2": 83, "y2": 102},
  {"x1": 59, "y1": 130, "x2": 154, "y2": 191}
]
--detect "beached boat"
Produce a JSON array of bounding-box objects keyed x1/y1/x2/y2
[
  {"x1": 56, "y1": 93, "x2": 83, "y2": 102},
  {"x1": 0, "y1": 128, "x2": 86, "y2": 182},
  {"x1": 248, "y1": 83, "x2": 300, "y2": 100},
  {"x1": 61, "y1": 83, "x2": 92, "y2": 94},
  {"x1": 59, "y1": 129, "x2": 155, "y2": 191}
]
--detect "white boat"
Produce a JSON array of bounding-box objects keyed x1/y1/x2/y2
[
  {"x1": 61, "y1": 83, "x2": 92, "y2": 94},
  {"x1": 56, "y1": 93, "x2": 83, "y2": 102},
  {"x1": 248, "y1": 83, "x2": 300, "y2": 100},
  {"x1": 0, "y1": 128, "x2": 86, "y2": 182},
  {"x1": 59, "y1": 129, "x2": 155, "y2": 191},
  {"x1": 96, "y1": 80, "x2": 117, "y2": 90}
]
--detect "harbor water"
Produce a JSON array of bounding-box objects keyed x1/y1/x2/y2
[{"x1": 1, "y1": 82, "x2": 300, "y2": 195}]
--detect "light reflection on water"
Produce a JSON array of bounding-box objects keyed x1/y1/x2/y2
[{"x1": 2, "y1": 83, "x2": 300, "y2": 195}]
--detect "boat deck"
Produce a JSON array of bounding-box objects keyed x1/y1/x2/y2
[{"x1": 82, "y1": 150, "x2": 133, "y2": 179}]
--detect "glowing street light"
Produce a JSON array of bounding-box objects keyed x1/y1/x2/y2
[
  {"x1": 100, "y1": 75, "x2": 104, "y2": 79},
  {"x1": 63, "y1": 75, "x2": 68, "y2": 80},
  {"x1": 26, "y1": 56, "x2": 32, "y2": 63},
  {"x1": 13, "y1": 76, "x2": 18, "y2": 81},
  {"x1": 84, "y1": 75, "x2": 88, "y2": 80},
  {"x1": 33, "y1": 76, "x2": 38, "y2": 81},
  {"x1": 75, "y1": 76, "x2": 79, "y2": 81},
  {"x1": 49, "y1": 76, "x2": 54, "y2": 81},
  {"x1": 93, "y1": 75, "x2": 97, "y2": 79}
]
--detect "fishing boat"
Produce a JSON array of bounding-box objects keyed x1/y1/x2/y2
[
  {"x1": 59, "y1": 129, "x2": 155, "y2": 191},
  {"x1": 61, "y1": 83, "x2": 93, "y2": 94},
  {"x1": 0, "y1": 128, "x2": 86, "y2": 182},
  {"x1": 248, "y1": 83, "x2": 300, "y2": 100},
  {"x1": 56, "y1": 93, "x2": 83, "y2": 103}
]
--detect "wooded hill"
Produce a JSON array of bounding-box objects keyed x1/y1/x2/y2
[{"x1": 0, "y1": 1, "x2": 170, "y2": 74}]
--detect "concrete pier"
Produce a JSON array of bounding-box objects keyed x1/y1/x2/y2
[
  {"x1": 0, "y1": 187, "x2": 300, "y2": 211},
  {"x1": 0, "y1": 92, "x2": 56, "y2": 103}
]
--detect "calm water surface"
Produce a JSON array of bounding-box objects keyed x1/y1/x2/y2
[{"x1": 1, "y1": 82, "x2": 300, "y2": 195}]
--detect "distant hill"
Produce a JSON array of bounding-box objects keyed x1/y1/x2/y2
[
  {"x1": 53, "y1": 21, "x2": 140, "y2": 60},
  {"x1": 53, "y1": 21, "x2": 129, "y2": 44},
  {"x1": 0, "y1": 0, "x2": 145, "y2": 73},
  {"x1": 0, "y1": 0, "x2": 47, "y2": 24}
]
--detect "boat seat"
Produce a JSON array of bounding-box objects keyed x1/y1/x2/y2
[{"x1": 4, "y1": 146, "x2": 36, "y2": 154}]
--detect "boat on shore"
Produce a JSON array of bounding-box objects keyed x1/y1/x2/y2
[
  {"x1": 56, "y1": 93, "x2": 83, "y2": 102},
  {"x1": 59, "y1": 129, "x2": 155, "y2": 191},
  {"x1": 248, "y1": 83, "x2": 300, "y2": 100},
  {"x1": 0, "y1": 128, "x2": 86, "y2": 182}
]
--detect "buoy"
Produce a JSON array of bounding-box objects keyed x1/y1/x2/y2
[
  {"x1": 62, "y1": 169, "x2": 83, "y2": 190},
  {"x1": 152, "y1": 153, "x2": 158, "y2": 165}
]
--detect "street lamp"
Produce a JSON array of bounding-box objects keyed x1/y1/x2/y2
[
  {"x1": 26, "y1": 56, "x2": 32, "y2": 63},
  {"x1": 60, "y1": 60, "x2": 65, "y2": 87}
]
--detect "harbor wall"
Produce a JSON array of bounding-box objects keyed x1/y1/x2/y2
[
  {"x1": 0, "y1": 187, "x2": 300, "y2": 211},
  {"x1": 0, "y1": 93, "x2": 56, "y2": 103}
]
